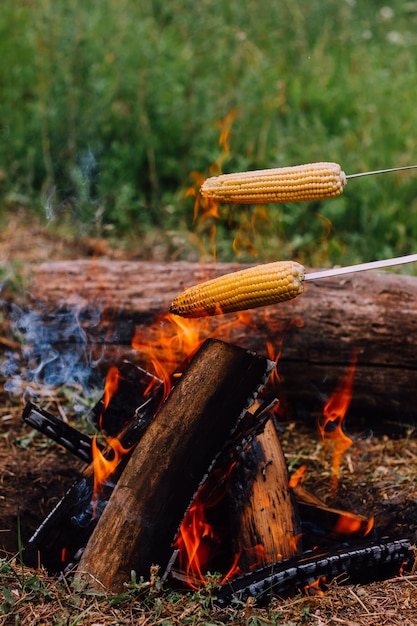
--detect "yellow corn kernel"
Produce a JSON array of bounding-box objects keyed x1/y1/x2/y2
[
  {"x1": 169, "y1": 260, "x2": 305, "y2": 318},
  {"x1": 200, "y1": 162, "x2": 346, "y2": 204}
]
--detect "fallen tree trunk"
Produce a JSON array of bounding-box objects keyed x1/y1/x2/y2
[{"x1": 31, "y1": 260, "x2": 417, "y2": 425}]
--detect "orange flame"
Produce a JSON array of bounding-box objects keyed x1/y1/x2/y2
[
  {"x1": 216, "y1": 107, "x2": 237, "y2": 159},
  {"x1": 187, "y1": 108, "x2": 237, "y2": 261},
  {"x1": 173, "y1": 460, "x2": 274, "y2": 587},
  {"x1": 174, "y1": 463, "x2": 235, "y2": 588},
  {"x1": 102, "y1": 366, "x2": 120, "y2": 424},
  {"x1": 91, "y1": 435, "x2": 130, "y2": 517},
  {"x1": 131, "y1": 311, "x2": 256, "y2": 404},
  {"x1": 333, "y1": 512, "x2": 374, "y2": 537},
  {"x1": 91, "y1": 365, "x2": 132, "y2": 517},
  {"x1": 174, "y1": 500, "x2": 218, "y2": 587},
  {"x1": 289, "y1": 464, "x2": 308, "y2": 489},
  {"x1": 131, "y1": 313, "x2": 210, "y2": 401},
  {"x1": 318, "y1": 353, "x2": 358, "y2": 494},
  {"x1": 175, "y1": 498, "x2": 268, "y2": 588},
  {"x1": 304, "y1": 576, "x2": 327, "y2": 596}
]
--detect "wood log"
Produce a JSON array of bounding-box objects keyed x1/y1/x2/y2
[
  {"x1": 31, "y1": 260, "x2": 417, "y2": 425},
  {"x1": 75, "y1": 339, "x2": 274, "y2": 592},
  {"x1": 231, "y1": 418, "x2": 302, "y2": 572}
]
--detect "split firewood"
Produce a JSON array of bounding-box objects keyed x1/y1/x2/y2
[
  {"x1": 75, "y1": 339, "x2": 274, "y2": 593},
  {"x1": 231, "y1": 418, "x2": 302, "y2": 572}
]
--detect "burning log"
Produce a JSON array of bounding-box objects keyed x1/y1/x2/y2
[
  {"x1": 170, "y1": 405, "x2": 301, "y2": 585},
  {"x1": 31, "y1": 260, "x2": 417, "y2": 424},
  {"x1": 231, "y1": 418, "x2": 301, "y2": 571},
  {"x1": 75, "y1": 339, "x2": 274, "y2": 592},
  {"x1": 21, "y1": 343, "x2": 410, "y2": 602}
]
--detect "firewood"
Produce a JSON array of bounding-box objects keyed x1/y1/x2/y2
[
  {"x1": 231, "y1": 418, "x2": 301, "y2": 572},
  {"x1": 215, "y1": 539, "x2": 412, "y2": 607},
  {"x1": 31, "y1": 260, "x2": 417, "y2": 425},
  {"x1": 75, "y1": 339, "x2": 274, "y2": 592},
  {"x1": 293, "y1": 484, "x2": 373, "y2": 540}
]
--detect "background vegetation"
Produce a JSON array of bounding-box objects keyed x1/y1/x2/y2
[{"x1": 1, "y1": 0, "x2": 417, "y2": 265}]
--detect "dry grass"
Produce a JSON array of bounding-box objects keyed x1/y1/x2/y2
[{"x1": 1, "y1": 557, "x2": 417, "y2": 625}]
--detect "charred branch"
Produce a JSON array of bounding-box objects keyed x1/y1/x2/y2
[
  {"x1": 23, "y1": 402, "x2": 94, "y2": 464},
  {"x1": 214, "y1": 538, "x2": 412, "y2": 608}
]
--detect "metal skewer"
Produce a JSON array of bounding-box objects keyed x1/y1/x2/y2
[
  {"x1": 346, "y1": 164, "x2": 417, "y2": 179},
  {"x1": 306, "y1": 164, "x2": 417, "y2": 278},
  {"x1": 305, "y1": 253, "x2": 417, "y2": 282}
]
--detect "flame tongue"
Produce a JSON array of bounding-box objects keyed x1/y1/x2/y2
[
  {"x1": 318, "y1": 354, "x2": 357, "y2": 494},
  {"x1": 91, "y1": 366, "x2": 132, "y2": 517}
]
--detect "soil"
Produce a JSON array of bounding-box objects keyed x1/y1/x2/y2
[{"x1": 1, "y1": 211, "x2": 417, "y2": 624}]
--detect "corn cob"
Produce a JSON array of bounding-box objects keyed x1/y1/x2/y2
[
  {"x1": 200, "y1": 162, "x2": 346, "y2": 204},
  {"x1": 169, "y1": 260, "x2": 305, "y2": 318}
]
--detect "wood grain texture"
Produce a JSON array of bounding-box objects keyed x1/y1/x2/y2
[{"x1": 233, "y1": 419, "x2": 301, "y2": 571}]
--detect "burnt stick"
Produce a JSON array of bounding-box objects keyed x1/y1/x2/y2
[{"x1": 214, "y1": 539, "x2": 412, "y2": 607}]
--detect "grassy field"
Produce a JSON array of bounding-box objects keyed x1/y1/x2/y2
[{"x1": 1, "y1": 0, "x2": 417, "y2": 264}]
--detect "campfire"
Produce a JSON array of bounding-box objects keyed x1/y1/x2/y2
[
  {"x1": 5, "y1": 153, "x2": 417, "y2": 606},
  {"x1": 19, "y1": 288, "x2": 413, "y2": 605}
]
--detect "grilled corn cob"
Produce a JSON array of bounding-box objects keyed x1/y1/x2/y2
[
  {"x1": 169, "y1": 260, "x2": 305, "y2": 318},
  {"x1": 200, "y1": 162, "x2": 346, "y2": 204}
]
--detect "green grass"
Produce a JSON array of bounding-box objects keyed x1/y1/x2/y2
[
  {"x1": 0, "y1": 558, "x2": 295, "y2": 625},
  {"x1": 1, "y1": 0, "x2": 417, "y2": 266}
]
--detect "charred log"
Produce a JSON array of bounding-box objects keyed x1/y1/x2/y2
[
  {"x1": 214, "y1": 538, "x2": 412, "y2": 607},
  {"x1": 169, "y1": 399, "x2": 296, "y2": 580},
  {"x1": 230, "y1": 418, "x2": 302, "y2": 571}
]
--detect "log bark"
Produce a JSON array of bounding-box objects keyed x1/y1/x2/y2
[
  {"x1": 31, "y1": 260, "x2": 417, "y2": 425},
  {"x1": 75, "y1": 339, "x2": 274, "y2": 592},
  {"x1": 232, "y1": 418, "x2": 302, "y2": 571}
]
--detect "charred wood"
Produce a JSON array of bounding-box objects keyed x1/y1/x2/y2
[
  {"x1": 230, "y1": 418, "x2": 302, "y2": 571},
  {"x1": 23, "y1": 402, "x2": 94, "y2": 464},
  {"x1": 293, "y1": 484, "x2": 373, "y2": 545},
  {"x1": 169, "y1": 399, "x2": 283, "y2": 579},
  {"x1": 214, "y1": 538, "x2": 412, "y2": 607},
  {"x1": 22, "y1": 362, "x2": 163, "y2": 573}
]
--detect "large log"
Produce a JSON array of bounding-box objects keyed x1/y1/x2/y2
[
  {"x1": 31, "y1": 260, "x2": 417, "y2": 425},
  {"x1": 75, "y1": 339, "x2": 274, "y2": 592}
]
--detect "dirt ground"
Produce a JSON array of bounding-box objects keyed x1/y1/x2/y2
[{"x1": 1, "y1": 212, "x2": 417, "y2": 624}]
